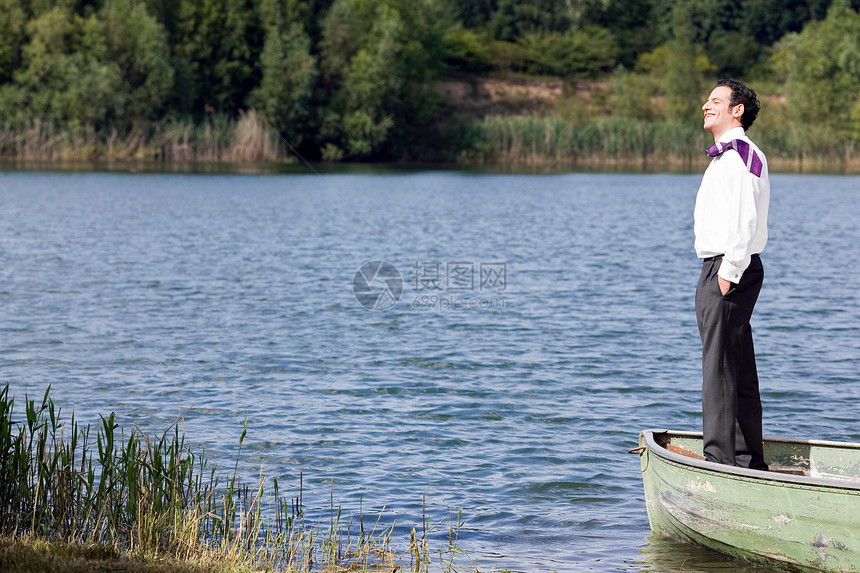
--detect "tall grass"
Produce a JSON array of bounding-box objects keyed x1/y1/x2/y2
[
  {"x1": 463, "y1": 115, "x2": 709, "y2": 169},
  {"x1": 0, "y1": 110, "x2": 287, "y2": 164},
  {"x1": 463, "y1": 115, "x2": 860, "y2": 171},
  {"x1": 2, "y1": 109, "x2": 858, "y2": 171},
  {"x1": 0, "y1": 384, "x2": 472, "y2": 572}
]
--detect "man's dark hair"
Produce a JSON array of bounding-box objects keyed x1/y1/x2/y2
[{"x1": 715, "y1": 79, "x2": 760, "y2": 130}]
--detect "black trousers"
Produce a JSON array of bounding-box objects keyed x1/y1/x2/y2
[{"x1": 695, "y1": 254, "x2": 767, "y2": 470}]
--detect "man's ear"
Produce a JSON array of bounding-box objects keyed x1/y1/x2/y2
[{"x1": 732, "y1": 103, "x2": 745, "y2": 120}]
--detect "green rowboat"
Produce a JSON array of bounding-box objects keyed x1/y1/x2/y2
[{"x1": 635, "y1": 429, "x2": 860, "y2": 571}]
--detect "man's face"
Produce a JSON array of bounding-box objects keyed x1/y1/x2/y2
[{"x1": 702, "y1": 85, "x2": 743, "y2": 138}]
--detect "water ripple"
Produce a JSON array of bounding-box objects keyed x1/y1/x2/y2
[{"x1": 1, "y1": 171, "x2": 858, "y2": 571}]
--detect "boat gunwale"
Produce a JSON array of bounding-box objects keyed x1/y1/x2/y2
[{"x1": 640, "y1": 428, "x2": 860, "y2": 492}]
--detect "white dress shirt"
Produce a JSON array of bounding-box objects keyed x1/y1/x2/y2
[{"x1": 694, "y1": 127, "x2": 770, "y2": 283}]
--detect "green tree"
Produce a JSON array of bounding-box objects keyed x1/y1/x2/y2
[
  {"x1": 518, "y1": 26, "x2": 617, "y2": 78},
  {"x1": 580, "y1": 0, "x2": 659, "y2": 68},
  {"x1": 29, "y1": 0, "x2": 66, "y2": 17},
  {"x1": 442, "y1": 26, "x2": 492, "y2": 71},
  {"x1": 0, "y1": 6, "x2": 123, "y2": 127},
  {"x1": 318, "y1": 0, "x2": 452, "y2": 159},
  {"x1": 318, "y1": 0, "x2": 357, "y2": 85},
  {"x1": 609, "y1": 68, "x2": 660, "y2": 121},
  {"x1": 655, "y1": 0, "x2": 760, "y2": 76},
  {"x1": 706, "y1": 29, "x2": 760, "y2": 78},
  {"x1": 649, "y1": 0, "x2": 860, "y2": 77},
  {"x1": 785, "y1": 0, "x2": 860, "y2": 137},
  {"x1": 338, "y1": 18, "x2": 399, "y2": 157},
  {"x1": 0, "y1": 0, "x2": 28, "y2": 82},
  {"x1": 742, "y1": 0, "x2": 831, "y2": 46},
  {"x1": 143, "y1": 0, "x2": 181, "y2": 43},
  {"x1": 173, "y1": 0, "x2": 262, "y2": 115},
  {"x1": 456, "y1": 0, "x2": 497, "y2": 28},
  {"x1": 100, "y1": 0, "x2": 173, "y2": 124},
  {"x1": 388, "y1": 0, "x2": 451, "y2": 158},
  {"x1": 740, "y1": 0, "x2": 860, "y2": 47},
  {"x1": 249, "y1": 0, "x2": 317, "y2": 143},
  {"x1": 662, "y1": 3, "x2": 707, "y2": 124},
  {"x1": 490, "y1": 0, "x2": 573, "y2": 41}
]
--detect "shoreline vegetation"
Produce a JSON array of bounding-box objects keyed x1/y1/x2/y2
[
  {"x1": 3, "y1": 1, "x2": 860, "y2": 174},
  {"x1": 2, "y1": 100, "x2": 859, "y2": 174},
  {"x1": 0, "y1": 384, "x2": 473, "y2": 573}
]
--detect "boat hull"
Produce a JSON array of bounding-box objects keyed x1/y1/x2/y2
[{"x1": 638, "y1": 430, "x2": 860, "y2": 572}]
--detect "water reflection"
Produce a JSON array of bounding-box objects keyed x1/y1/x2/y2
[{"x1": 636, "y1": 534, "x2": 781, "y2": 572}]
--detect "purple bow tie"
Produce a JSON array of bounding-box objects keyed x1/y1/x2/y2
[{"x1": 707, "y1": 139, "x2": 763, "y2": 177}]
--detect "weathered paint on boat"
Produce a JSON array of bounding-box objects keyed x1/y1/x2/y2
[{"x1": 637, "y1": 429, "x2": 860, "y2": 571}]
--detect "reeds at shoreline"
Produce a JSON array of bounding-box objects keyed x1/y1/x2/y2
[
  {"x1": 0, "y1": 384, "x2": 472, "y2": 572},
  {"x1": 2, "y1": 111, "x2": 858, "y2": 173},
  {"x1": 0, "y1": 110, "x2": 286, "y2": 164},
  {"x1": 461, "y1": 116, "x2": 708, "y2": 169},
  {"x1": 464, "y1": 116, "x2": 860, "y2": 172}
]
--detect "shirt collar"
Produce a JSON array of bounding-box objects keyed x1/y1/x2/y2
[{"x1": 717, "y1": 126, "x2": 746, "y2": 143}]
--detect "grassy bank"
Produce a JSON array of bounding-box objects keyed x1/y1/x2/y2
[
  {"x1": 0, "y1": 534, "x2": 255, "y2": 573},
  {"x1": 459, "y1": 116, "x2": 709, "y2": 169},
  {"x1": 0, "y1": 384, "x2": 472, "y2": 572},
  {"x1": 3, "y1": 96, "x2": 860, "y2": 173},
  {"x1": 4, "y1": 113, "x2": 859, "y2": 173},
  {"x1": 460, "y1": 115, "x2": 860, "y2": 173},
  {"x1": 0, "y1": 111, "x2": 287, "y2": 164}
]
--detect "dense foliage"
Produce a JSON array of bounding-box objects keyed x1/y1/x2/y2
[{"x1": 1, "y1": 0, "x2": 859, "y2": 162}]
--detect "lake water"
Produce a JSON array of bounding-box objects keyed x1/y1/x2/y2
[{"x1": 1, "y1": 169, "x2": 859, "y2": 572}]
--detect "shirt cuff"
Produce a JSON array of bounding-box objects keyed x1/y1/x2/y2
[{"x1": 718, "y1": 259, "x2": 744, "y2": 283}]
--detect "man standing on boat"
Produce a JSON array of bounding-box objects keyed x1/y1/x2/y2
[{"x1": 695, "y1": 79, "x2": 770, "y2": 470}]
